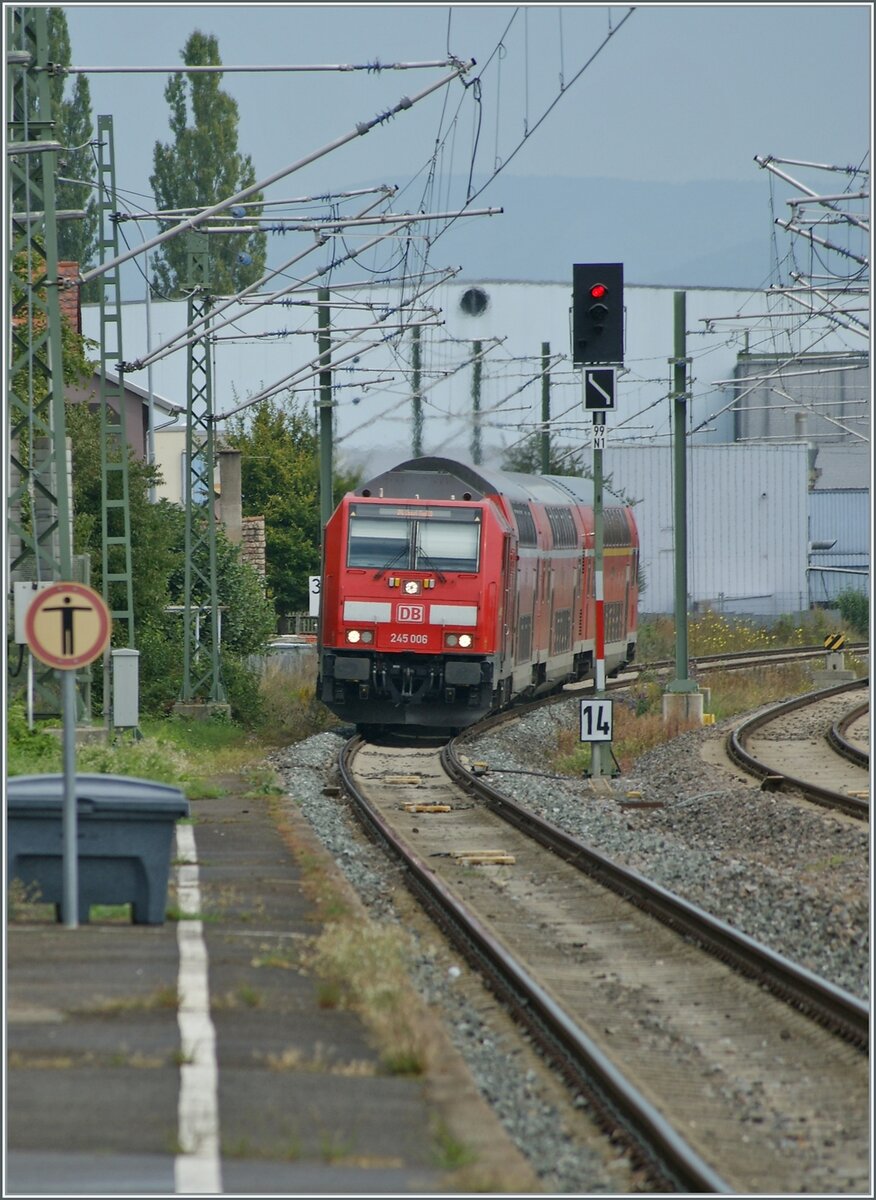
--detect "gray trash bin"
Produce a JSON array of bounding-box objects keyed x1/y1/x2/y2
[{"x1": 7, "y1": 773, "x2": 190, "y2": 925}]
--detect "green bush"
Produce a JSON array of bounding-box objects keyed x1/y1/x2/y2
[
  {"x1": 6, "y1": 700, "x2": 61, "y2": 775},
  {"x1": 220, "y1": 654, "x2": 265, "y2": 728},
  {"x1": 835, "y1": 589, "x2": 869, "y2": 638}
]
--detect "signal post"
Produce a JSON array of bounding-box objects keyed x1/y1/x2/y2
[{"x1": 572, "y1": 264, "x2": 623, "y2": 780}]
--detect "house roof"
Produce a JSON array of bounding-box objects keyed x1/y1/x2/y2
[{"x1": 101, "y1": 370, "x2": 184, "y2": 419}]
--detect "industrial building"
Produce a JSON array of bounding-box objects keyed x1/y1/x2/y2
[{"x1": 80, "y1": 278, "x2": 870, "y2": 616}]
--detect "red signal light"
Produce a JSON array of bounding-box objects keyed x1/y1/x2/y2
[{"x1": 590, "y1": 283, "x2": 608, "y2": 299}]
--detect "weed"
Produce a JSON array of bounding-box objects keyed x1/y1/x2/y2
[
  {"x1": 308, "y1": 921, "x2": 429, "y2": 1075},
  {"x1": 251, "y1": 949, "x2": 300, "y2": 971},
  {"x1": 803, "y1": 854, "x2": 848, "y2": 874},
  {"x1": 550, "y1": 660, "x2": 821, "y2": 777},
  {"x1": 319, "y1": 1130, "x2": 354, "y2": 1163},
  {"x1": 237, "y1": 984, "x2": 262, "y2": 1008},
  {"x1": 283, "y1": 1135, "x2": 302, "y2": 1162},
  {"x1": 7, "y1": 877, "x2": 47, "y2": 921},
  {"x1": 431, "y1": 1120, "x2": 477, "y2": 1170},
  {"x1": 257, "y1": 658, "x2": 341, "y2": 744},
  {"x1": 211, "y1": 985, "x2": 263, "y2": 1011},
  {"x1": 222, "y1": 1137, "x2": 256, "y2": 1159},
  {"x1": 89, "y1": 904, "x2": 132, "y2": 923},
  {"x1": 316, "y1": 979, "x2": 343, "y2": 1010},
  {"x1": 243, "y1": 765, "x2": 285, "y2": 796},
  {"x1": 81, "y1": 984, "x2": 179, "y2": 1015}
]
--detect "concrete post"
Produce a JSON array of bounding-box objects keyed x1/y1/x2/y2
[{"x1": 218, "y1": 449, "x2": 242, "y2": 544}]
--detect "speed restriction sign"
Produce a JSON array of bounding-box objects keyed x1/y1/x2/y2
[{"x1": 579, "y1": 698, "x2": 613, "y2": 743}]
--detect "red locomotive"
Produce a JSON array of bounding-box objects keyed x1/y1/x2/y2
[{"x1": 317, "y1": 456, "x2": 639, "y2": 732}]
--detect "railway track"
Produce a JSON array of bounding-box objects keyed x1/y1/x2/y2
[
  {"x1": 726, "y1": 679, "x2": 870, "y2": 819},
  {"x1": 828, "y1": 698, "x2": 871, "y2": 767},
  {"x1": 337, "y1": 729, "x2": 870, "y2": 1194}
]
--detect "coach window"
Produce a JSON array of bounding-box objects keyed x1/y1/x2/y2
[
  {"x1": 416, "y1": 520, "x2": 480, "y2": 572},
  {"x1": 348, "y1": 515, "x2": 411, "y2": 568}
]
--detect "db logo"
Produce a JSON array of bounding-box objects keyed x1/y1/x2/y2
[{"x1": 396, "y1": 603, "x2": 425, "y2": 623}]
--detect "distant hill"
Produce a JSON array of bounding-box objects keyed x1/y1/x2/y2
[{"x1": 307, "y1": 173, "x2": 775, "y2": 289}]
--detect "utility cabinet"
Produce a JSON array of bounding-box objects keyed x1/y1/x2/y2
[{"x1": 7, "y1": 773, "x2": 189, "y2": 924}]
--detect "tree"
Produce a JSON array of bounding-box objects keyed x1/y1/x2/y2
[
  {"x1": 64, "y1": 403, "x2": 275, "y2": 717},
  {"x1": 149, "y1": 31, "x2": 267, "y2": 297},
  {"x1": 47, "y1": 8, "x2": 99, "y2": 293},
  {"x1": 224, "y1": 397, "x2": 360, "y2": 616},
  {"x1": 501, "y1": 435, "x2": 588, "y2": 477}
]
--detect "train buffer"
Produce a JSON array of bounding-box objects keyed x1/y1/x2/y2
[{"x1": 814, "y1": 633, "x2": 856, "y2": 683}]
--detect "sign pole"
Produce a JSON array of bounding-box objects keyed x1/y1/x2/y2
[
  {"x1": 24, "y1": 582, "x2": 112, "y2": 930},
  {"x1": 61, "y1": 669, "x2": 79, "y2": 928}
]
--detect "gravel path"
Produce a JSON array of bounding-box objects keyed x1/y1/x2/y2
[{"x1": 269, "y1": 700, "x2": 869, "y2": 1192}]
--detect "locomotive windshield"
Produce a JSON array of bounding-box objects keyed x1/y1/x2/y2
[{"x1": 348, "y1": 505, "x2": 481, "y2": 572}]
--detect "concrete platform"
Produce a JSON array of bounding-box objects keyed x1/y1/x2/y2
[{"x1": 6, "y1": 771, "x2": 537, "y2": 1196}]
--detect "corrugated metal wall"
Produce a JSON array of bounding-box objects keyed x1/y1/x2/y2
[
  {"x1": 733, "y1": 354, "x2": 870, "y2": 446},
  {"x1": 602, "y1": 444, "x2": 811, "y2": 616},
  {"x1": 808, "y1": 490, "x2": 870, "y2": 603}
]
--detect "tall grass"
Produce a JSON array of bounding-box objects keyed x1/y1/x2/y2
[
  {"x1": 636, "y1": 607, "x2": 843, "y2": 662},
  {"x1": 552, "y1": 661, "x2": 820, "y2": 777},
  {"x1": 256, "y1": 657, "x2": 342, "y2": 744}
]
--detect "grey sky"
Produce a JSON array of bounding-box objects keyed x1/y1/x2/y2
[{"x1": 62, "y1": 3, "x2": 870, "y2": 194}]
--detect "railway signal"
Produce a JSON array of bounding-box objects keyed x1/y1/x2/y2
[{"x1": 572, "y1": 263, "x2": 624, "y2": 364}]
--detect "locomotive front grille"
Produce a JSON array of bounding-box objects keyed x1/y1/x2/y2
[{"x1": 320, "y1": 650, "x2": 493, "y2": 716}]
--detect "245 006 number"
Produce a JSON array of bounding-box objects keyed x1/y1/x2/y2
[{"x1": 390, "y1": 632, "x2": 429, "y2": 645}]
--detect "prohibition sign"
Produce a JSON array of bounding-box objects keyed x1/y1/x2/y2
[{"x1": 24, "y1": 582, "x2": 111, "y2": 669}]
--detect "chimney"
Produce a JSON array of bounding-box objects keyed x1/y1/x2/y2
[
  {"x1": 57, "y1": 261, "x2": 81, "y2": 334},
  {"x1": 218, "y1": 449, "x2": 242, "y2": 544}
]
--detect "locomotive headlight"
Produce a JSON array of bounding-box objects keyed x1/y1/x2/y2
[
  {"x1": 346, "y1": 629, "x2": 361, "y2": 644},
  {"x1": 458, "y1": 633, "x2": 473, "y2": 648},
  {"x1": 361, "y1": 630, "x2": 374, "y2": 644},
  {"x1": 445, "y1": 633, "x2": 459, "y2": 647}
]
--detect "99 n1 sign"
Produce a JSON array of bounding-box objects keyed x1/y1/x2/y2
[{"x1": 579, "y1": 698, "x2": 613, "y2": 743}]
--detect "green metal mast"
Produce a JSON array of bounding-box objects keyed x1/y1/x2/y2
[
  {"x1": 96, "y1": 114, "x2": 136, "y2": 722},
  {"x1": 666, "y1": 291, "x2": 697, "y2": 695},
  {"x1": 471, "y1": 340, "x2": 483, "y2": 465},
  {"x1": 411, "y1": 323, "x2": 423, "y2": 457},
  {"x1": 318, "y1": 288, "x2": 333, "y2": 552},
  {"x1": 6, "y1": 6, "x2": 73, "y2": 587},
  {"x1": 179, "y1": 233, "x2": 225, "y2": 707},
  {"x1": 540, "y1": 342, "x2": 551, "y2": 473}
]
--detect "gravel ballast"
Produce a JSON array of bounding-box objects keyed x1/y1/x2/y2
[{"x1": 269, "y1": 701, "x2": 869, "y2": 1192}]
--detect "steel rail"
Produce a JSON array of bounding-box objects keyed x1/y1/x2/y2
[
  {"x1": 725, "y1": 677, "x2": 870, "y2": 819},
  {"x1": 337, "y1": 734, "x2": 733, "y2": 1194},
  {"x1": 442, "y1": 736, "x2": 869, "y2": 1051},
  {"x1": 828, "y1": 700, "x2": 870, "y2": 769}
]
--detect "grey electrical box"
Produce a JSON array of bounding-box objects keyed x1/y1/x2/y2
[
  {"x1": 13, "y1": 581, "x2": 52, "y2": 644},
  {"x1": 112, "y1": 648, "x2": 140, "y2": 728}
]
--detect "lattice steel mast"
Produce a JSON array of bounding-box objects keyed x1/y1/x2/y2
[
  {"x1": 95, "y1": 114, "x2": 136, "y2": 719},
  {"x1": 7, "y1": 6, "x2": 73, "y2": 586},
  {"x1": 179, "y1": 233, "x2": 225, "y2": 706}
]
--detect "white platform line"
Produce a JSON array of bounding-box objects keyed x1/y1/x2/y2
[{"x1": 174, "y1": 823, "x2": 223, "y2": 1194}]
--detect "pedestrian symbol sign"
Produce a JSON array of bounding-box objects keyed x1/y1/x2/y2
[{"x1": 24, "y1": 582, "x2": 111, "y2": 669}]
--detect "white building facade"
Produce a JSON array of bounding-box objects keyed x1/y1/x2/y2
[{"x1": 83, "y1": 279, "x2": 868, "y2": 617}]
